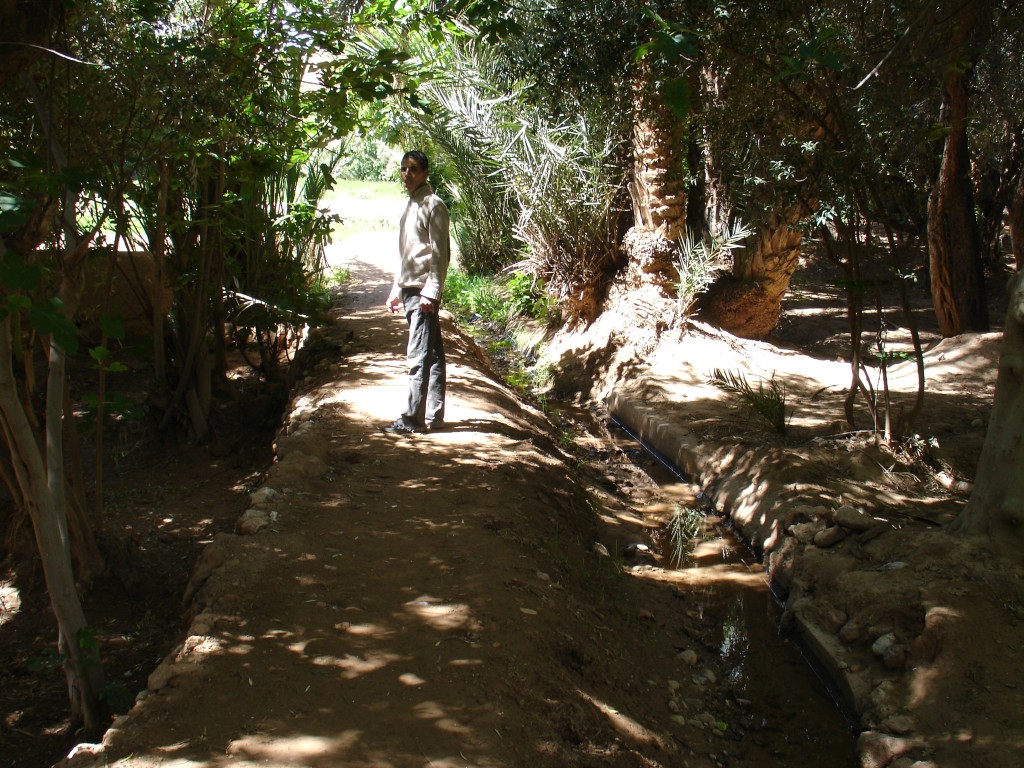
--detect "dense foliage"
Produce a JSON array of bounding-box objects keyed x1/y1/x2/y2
[
  {"x1": 2, "y1": 0, "x2": 1023, "y2": 739},
  {"x1": 0, "y1": 0, "x2": 512, "y2": 735}
]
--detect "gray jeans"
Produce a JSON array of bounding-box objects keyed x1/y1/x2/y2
[{"x1": 402, "y1": 289, "x2": 445, "y2": 426}]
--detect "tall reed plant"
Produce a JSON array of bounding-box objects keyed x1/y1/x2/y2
[{"x1": 356, "y1": 28, "x2": 625, "y2": 320}]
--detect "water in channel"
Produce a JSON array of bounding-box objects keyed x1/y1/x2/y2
[{"x1": 605, "y1": 419, "x2": 858, "y2": 767}]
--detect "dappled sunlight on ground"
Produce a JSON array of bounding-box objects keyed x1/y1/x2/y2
[{"x1": 0, "y1": 582, "x2": 19, "y2": 628}]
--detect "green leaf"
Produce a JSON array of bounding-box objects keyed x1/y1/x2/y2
[
  {"x1": 99, "y1": 314, "x2": 125, "y2": 340},
  {"x1": 27, "y1": 647, "x2": 64, "y2": 672},
  {"x1": 408, "y1": 92, "x2": 433, "y2": 114},
  {"x1": 633, "y1": 41, "x2": 653, "y2": 62},
  {"x1": 6, "y1": 295, "x2": 32, "y2": 312},
  {"x1": 29, "y1": 297, "x2": 79, "y2": 356},
  {"x1": 0, "y1": 252, "x2": 42, "y2": 291},
  {"x1": 662, "y1": 77, "x2": 691, "y2": 120},
  {"x1": 77, "y1": 626, "x2": 99, "y2": 653}
]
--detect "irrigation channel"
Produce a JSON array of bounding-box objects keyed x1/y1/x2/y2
[{"x1": 600, "y1": 415, "x2": 857, "y2": 766}]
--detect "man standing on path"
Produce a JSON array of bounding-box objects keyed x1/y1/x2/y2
[{"x1": 383, "y1": 150, "x2": 451, "y2": 434}]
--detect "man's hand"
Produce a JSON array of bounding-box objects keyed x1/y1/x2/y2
[
  {"x1": 419, "y1": 295, "x2": 437, "y2": 314},
  {"x1": 385, "y1": 292, "x2": 402, "y2": 314}
]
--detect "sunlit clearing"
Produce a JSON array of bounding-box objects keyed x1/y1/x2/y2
[
  {"x1": 400, "y1": 672, "x2": 427, "y2": 686},
  {"x1": 335, "y1": 621, "x2": 392, "y2": 639},
  {"x1": 0, "y1": 581, "x2": 20, "y2": 627},
  {"x1": 412, "y1": 700, "x2": 446, "y2": 719},
  {"x1": 785, "y1": 305, "x2": 847, "y2": 318},
  {"x1": 910, "y1": 605, "x2": 963, "y2": 708},
  {"x1": 154, "y1": 740, "x2": 205, "y2": 759},
  {"x1": 175, "y1": 636, "x2": 228, "y2": 658},
  {"x1": 403, "y1": 596, "x2": 480, "y2": 631},
  {"x1": 690, "y1": 539, "x2": 731, "y2": 561},
  {"x1": 261, "y1": 629, "x2": 297, "y2": 640},
  {"x1": 577, "y1": 691, "x2": 668, "y2": 748},
  {"x1": 227, "y1": 731, "x2": 362, "y2": 763},
  {"x1": 639, "y1": 563, "x2": 766, "y2": 590},
  {"x1": 311, "y1": 652, "x2": 402, "y2": 679}
]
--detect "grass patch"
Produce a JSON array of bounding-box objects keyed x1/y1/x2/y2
[
  {"x1": 442, "y1": 267, "x2": 555, "y2": 402},
  {"x1": 443, "y1": 267, "x2": 554, "y2": 329},
  {"x1": 327, "y1": 180, "x2": 406, "y2": 238}
]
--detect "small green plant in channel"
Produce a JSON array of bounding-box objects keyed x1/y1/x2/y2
[
  {"x1": 708, "y1": 368, "x2": 789, "y2": 435},
  {"x1": 665, "y1": 505, "x2": 706, "y2": 566}
]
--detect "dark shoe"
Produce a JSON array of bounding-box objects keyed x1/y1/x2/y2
[
  {"x1": 426, "y1": 420, "x2": 446, "y2": 431},
  {"x1": 382, "y1": 418, "x2": 421, "y2": 435}
]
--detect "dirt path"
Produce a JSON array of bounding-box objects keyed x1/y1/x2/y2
[{"x1": 58, "y1": 237, "x2": 857, "y2": 768}]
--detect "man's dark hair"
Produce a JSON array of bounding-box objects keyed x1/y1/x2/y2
[{"x1": 402, "y1": 150, "x2": 429, "y2": 171}]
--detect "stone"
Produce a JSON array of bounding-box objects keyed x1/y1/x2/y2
[
  {"x1": 698, "y1": 712, "x2": 717, "y2": 727},
  {"x1": 881, "y1": 715, "x2": 915, "y2": 735},
  {"x1": 883, "y1": 644, "x2": 908, "y2": 669},
  {"x1": 249, "y1": 486, "x2": 279, "y2": 507},
  {"x1": 835, "y1": 504, "x2": 878, "y2": 532},
  {"x1": 872, "y1": 632, "x2": 897, "y2": 657},
  {"x1": 287, "y1": 451, "x2": 329, "y2": 479},
  {"x1": 839, "y1": 620, "x2": 861, "y2": 643},
  {"x1": 147, "y1": 657, "x2": 177, "y2": 691},
  {"x1": 56, "y1": 742, "x2": 105, "y2": 768},
  {"x1": 881, "y1": 560, "x2": 908, "y2": 570},
  {"x1": 678, "y1": 649, "x2": 698, "y2": 665},
  {"x1": 789, "y1": 521, "x2": 821, "y2": 544},
  {"x1": 869, "y1": 680, "x2": 901, "y2": 721},
  {"x1": 821, "y1": 609, "x2": 848, "y2": 634},
  {"x1": 857, "y1": 731, "x2": 921, "y2": 768},
  {"x1": 236, "y1": 508, "x2": 270, "y2": 535},
  {"x1": 814, "y1": 526, "x2": 847, "y2": 548}
]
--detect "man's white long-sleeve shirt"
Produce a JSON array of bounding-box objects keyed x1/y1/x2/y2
[{"x1": 395, "y1": 181, "x2": 450, "y2": 302}]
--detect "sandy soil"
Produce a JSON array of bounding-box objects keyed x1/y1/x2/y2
[
  {"x1": 39, "y1": 236, "x2": 855, "y2": 768},
  {"x1": 3, "y1": 231, "x2": 1020, "y2": 768},
  {"x1": 541, "y1": 252, "x2": 1024, "y2": 768}
]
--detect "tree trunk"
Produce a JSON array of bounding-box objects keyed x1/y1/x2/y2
[
  {"x1": 0, "y1": 318, "x2": 106, "y2": 735},
  {"x1": 622, "y1": 65, "x2": 689, "y2": 299},
  {"x1": 702, "y1": 206, "x2": 806, "y2": 340},
  {"x1": 628, "y1": 105, "x2": 688, "y2": 246},
  {"x1": 152, "y1": 160, "x2": 170, "y2": 388},
  {"x1": 926, "y1": 1, "x2": 990, "y2": 337},
  {"x1": 11, "y1": 72, "x2": 107, "y2": 731},
  {"x1": 1010, "y1": 170, "x2": 1024, "y2": 271},
  {"x1": 0, "y1": 1, "x2": 64, "y2": 86},
  {"x1": 735, "y1": 209, "x2": 805, "y2": 306},
  {"x1": 63, "y1": 382, "x2": 104, "y2": 580},
  {"x1": 951, "y1": 272, "x2": 1024, "y2": 556}
]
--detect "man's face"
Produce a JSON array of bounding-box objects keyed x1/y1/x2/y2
[{"x1": 401, "y1": 157, "x2": 428, "y2": 195}]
